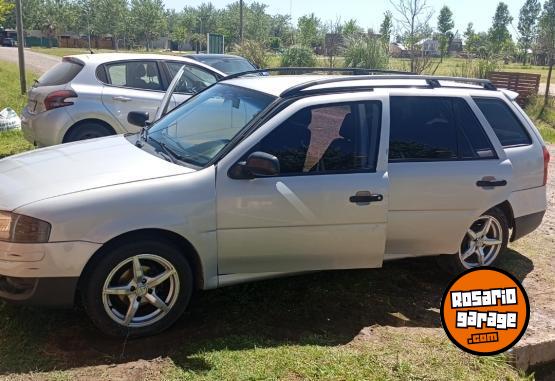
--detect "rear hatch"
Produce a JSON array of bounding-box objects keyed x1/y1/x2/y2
[{"x1": 27, "y1": 57, "x2": 84, "y2": 114}]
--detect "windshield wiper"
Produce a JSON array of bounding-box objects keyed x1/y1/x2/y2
[{"x1": 149, "y1": 137, "x2": 194, "y2": 164}]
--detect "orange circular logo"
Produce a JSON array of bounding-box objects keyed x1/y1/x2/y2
[{"x1": 440, "y1": 268, "x2": 529, "y2": 356}]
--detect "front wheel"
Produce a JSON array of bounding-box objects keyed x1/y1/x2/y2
[
  {"x1": 82, "y1": 239, "x2": 193, "y2": 337},
  {"x1": 437, "y1": 207, "x2": 509, "y2": 275}
]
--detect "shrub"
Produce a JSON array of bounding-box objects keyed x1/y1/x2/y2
[
  {"x1": 280, "y1": 46, "x2": 317, "y2": 67},
  {"x1": 344, "y1": 36, "x2": 389, "y2": 69},
  {"x1": 234, "y1": 40, "x2": 270, "y2": 68},
  {"x1": 450, "y1": 57, "x2": 499, "y2": 79}
]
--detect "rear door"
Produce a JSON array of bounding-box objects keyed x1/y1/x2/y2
[
  {"x1": 215, "y1": 93, "x2": 390, "y2": 274},
  {"x1": 385, "y1": 94, "x2": 513, "y2": 257},
  {"x1": 100, "y1": 60, "x2": 166, "y2": 132}
]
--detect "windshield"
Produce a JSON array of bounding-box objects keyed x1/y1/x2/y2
[
  {"x1": 147, "y1": 83, "x2": 275, "y2": 166},
  {"x1": 197, "y1": 57, "x2": 256, "y2": 74}
]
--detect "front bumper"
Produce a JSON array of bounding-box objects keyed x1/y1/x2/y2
[
  {"x1": 0, "y1": 276, "x2": 79, "y2": 307},
  {"x1": 0, "y1": 240, "x2": 101, "y2": 306}
]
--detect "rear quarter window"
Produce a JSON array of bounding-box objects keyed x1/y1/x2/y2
[
  {"x1": 473, "y1": 97, "x2": 532, "y2": 147},
  {"x1": 36, "y1": 59, "x2": 83, "y2": 87}
]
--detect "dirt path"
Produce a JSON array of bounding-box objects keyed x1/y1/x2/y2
[{"x1": 0, "y1": 47, "x2": 60, "y2": 75}]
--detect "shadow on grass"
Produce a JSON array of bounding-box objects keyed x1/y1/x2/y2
[{"x1": 0, "y1": 249, "x2": 533, "y2": 375}]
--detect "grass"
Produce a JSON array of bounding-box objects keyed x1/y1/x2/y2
[
  {"x1": 30, "y1": 47, "x2": 195, "y2": 57},
  {"x1": 0, "y1": 256, "x2": 532, "y2": 380},
  {"x1": 0, "y1": 62, "x2": 35, "y2": 158},
  {"x1": 525, "y1": 96, "x2": 555, "y2": 144}
]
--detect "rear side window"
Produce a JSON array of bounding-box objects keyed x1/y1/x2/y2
[
  {"x1": 453, "y1": 98, "x2": 496, "y2": 159},
  {"x1": 36, "y1": 59, "x2": 83, "y2": 87},
  {"x1": 473, "y1": 97, "x2": 532, "y2": 147},
  {"x1": 390, "y1": 97, "x2": 458, "y2": 161},
  {"x1": 389, "y1": 96, "x2": 495, "y2": 161}
]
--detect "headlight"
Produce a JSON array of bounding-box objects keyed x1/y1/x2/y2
[{"x1": 0, "y1": 211, "x2": 51, "y2": 243}]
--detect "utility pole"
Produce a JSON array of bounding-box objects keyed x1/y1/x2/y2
[
  {"x1": 239, "y1": 0, "x2": 244, "y2": 44},
  {"x1": 15, "y1": 0, "x2": 26, "y2": 94}
]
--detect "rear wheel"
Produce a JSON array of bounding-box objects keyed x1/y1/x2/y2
[
  {"x1": 437, "y1": 207, "x2": 509, "y2": 275},
  {"x1": 82, "y1": 239, "x2": 193, "y2": 337},
  {"x1": 64, "y1": 121, "x2": 114, "y2": 143}
]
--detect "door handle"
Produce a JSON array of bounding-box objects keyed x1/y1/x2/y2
[
  {"x1": 476, "y1": 179, "x2": 507, "y2": 187},
  {"x1": 113, "y1": 96, "x2": 132, "y2": 102},
  {"x1": 349, "y1": 191, "x2": 383, "y2": 204}
]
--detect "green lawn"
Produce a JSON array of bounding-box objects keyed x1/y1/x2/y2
[{"x1": 0, "y1": 62, "x2": 35, "y2": 157}]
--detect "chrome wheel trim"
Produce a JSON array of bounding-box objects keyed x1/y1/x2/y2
[
  {"x1": 459, "y1": 215, "x2": 503, "y2": 269},
  {"x1": 102, "y1": 254, "x2": 180, "y2": 328}
]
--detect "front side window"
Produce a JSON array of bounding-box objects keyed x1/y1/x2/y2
[
  {"x1": 106, "y1": 61, "x2": 162, "y2": 91},
  {"x1": 166, "y1": 62, "x2": 218, "y2": 94},
  {"x1": 251, "y1": 101, "x2": 382, "y2": 175},
  {"x1": 473, "y1": 97, "x2": 532, "y2": 147},
  {"x1": 147, "y1": 84, "x2": 275, "y2": 166}
]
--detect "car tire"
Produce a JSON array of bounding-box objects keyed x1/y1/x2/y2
[
  {"x1": 437, "y1": 207, "x2": 509, "y2": 275},
  {"x1": 64, "y1": 122, "x2": 114, "y2": 143},
  {"x1": 82, "y1": 239, "x2": 193, "y2": 338}
]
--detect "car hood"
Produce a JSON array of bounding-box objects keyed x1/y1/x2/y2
[{"x1": 0, "y1": 135, "x2": 194, "y2": 211}]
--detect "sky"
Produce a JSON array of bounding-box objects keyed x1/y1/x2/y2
[{"x1": 162, "y1": 0, "x2": 526, "y2": 36}]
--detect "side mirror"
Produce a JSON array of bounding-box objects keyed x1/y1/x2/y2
[
  {"x1": 127, "y1": 111, "x2": 150, "y2": 127},
  {"x1": 229, "y1": 151, "x2": 280, "y2": 179}
]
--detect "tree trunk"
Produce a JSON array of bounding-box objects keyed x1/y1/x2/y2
[{"x1": 542, "y1": 56, "x2": 553, "y2": 116}]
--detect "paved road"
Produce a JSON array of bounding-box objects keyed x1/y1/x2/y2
[
  {"x1": 539, "y1": 83, "x2": 555, "y2": 96},
  {"x1": 0, "y1": 47, "x2": 60, "y2": 75}
]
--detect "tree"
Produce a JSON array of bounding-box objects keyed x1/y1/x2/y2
[
  {"x1": 325, "y1": 17, "x2": 343, "y2": 67},
  {"x1": 344, "y1": 35, "x2": 389, "y2": 69},
  {"x1": 343, "y1": 18, "x2": 363, "y2": 40},
  {"x1": 538, "y1": 0, "x2": 555, "y2": 112},
  {"x1": 92, "y1": 0, "x2": 128, "y2": 50},
  {"x1": 488, "y1": 2, "x2": 513, "y2": 54},
  {"x1": 379, "y1": 11, "x2": 393, "y2": 49},
  {"x1": 518, "y1": 0, "x2": 541, "y2": 64},
  {"x1": 297, "y1": 13, "x2": 322, "y2": 49},
  {"x1": 130, "y1": 0, "x2": 166, "y2": 51},
  {"x1": 437, "y1": 6, "x2": 454, "y2": 62},
  {"x1": 390, "y1": 0, "x2": 434, "y2": 73},
  {"x1": 0, "y1": 0, "x2": 14, "y2": 26}
]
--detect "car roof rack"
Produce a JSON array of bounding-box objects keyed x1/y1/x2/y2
[
  {"x1": 279, "y1": 74, "x2": 497, "y2": 97},
  {"x1": 220, "y1": 67, "x2": 497, "y2": 97},
  {"x1": 221, "y1": 67, "x2": 416, "y2": 81}
]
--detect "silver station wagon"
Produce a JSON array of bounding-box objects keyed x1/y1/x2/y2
[{"x1": 0, "y1": 70, "x2": 549, "y2": 337}]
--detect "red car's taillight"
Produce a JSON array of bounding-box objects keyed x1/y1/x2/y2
[
  {"x1": 543, "y1": 146, "x2": 550, "y2": 186},
  {"x1": 44, "y1": 90, "x2": 77, "y2": 111}
]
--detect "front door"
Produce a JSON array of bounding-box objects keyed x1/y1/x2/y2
[
  {"x1": 101, "y1": 60, "x2": 166, "y2": 132},
  {"x1": 216, "y1": 94, "x2": 390, "y2": 274}
]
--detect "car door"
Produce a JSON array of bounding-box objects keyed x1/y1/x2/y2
[
  {"x1": 385, "y1": 93, "x2": 513, "y2": 258},
  {"x1": 100, "y1": 60, "x2": 166, "y2": 133},
  {"x1": 215, "y1": 93, "x2": 390, "y2": 274},
  {"x1": 162, "y1": 61, "x2": 220, "y2": 112}
]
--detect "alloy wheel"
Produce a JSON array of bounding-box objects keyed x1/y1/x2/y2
[
  {"x1": 102, "y1": 254, "x2": 180, "y2": 328},
  {"x1": 459, "y1": 215, "x2": 503, "y2": 269}
]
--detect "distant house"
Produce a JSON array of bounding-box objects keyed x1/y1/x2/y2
[
  {"x1": 389, "y1": 42, "x2": 409, "y2": 58},
  {"x1": 417, "y1": 38, "x2": 440, "y2": 56},
  {"x1": 449, "y1": 38, "x2": 463, "y2": 54}
]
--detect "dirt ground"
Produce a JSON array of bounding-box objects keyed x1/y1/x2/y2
[{"x1": 0, "y1": 147, "x2": 554, "y2": 381}]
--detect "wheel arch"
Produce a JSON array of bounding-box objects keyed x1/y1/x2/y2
[
  {"x1": 78, "y1": 228, "x2": 205, "y2": 295},
  {"x1": 62, "y1": 118, "x2": 117, "y2": 143},
  {"x1": 493, "y1": 200, "x2": 515, "y2": 232}
]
